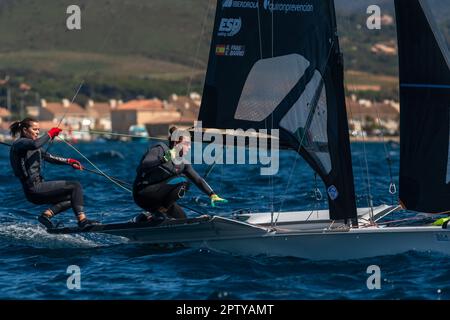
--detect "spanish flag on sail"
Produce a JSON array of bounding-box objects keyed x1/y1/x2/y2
[{"x1": 215, "y1": 45, "x2": 226, "y2": 56}]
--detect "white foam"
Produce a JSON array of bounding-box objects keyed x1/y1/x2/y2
[{"x1": 0, "y1": 223, "x2": 101, "y2": 249}]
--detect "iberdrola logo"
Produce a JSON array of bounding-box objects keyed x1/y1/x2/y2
[{"x1": 222, "y1": 0, "x2": 233, "y2": 8}]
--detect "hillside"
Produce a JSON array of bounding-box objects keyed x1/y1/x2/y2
[
  {"x1": 335, "y1": 0, "x2": 394, "y2": 14},
  {"x1": 1, "y1": 0, "x2": 450, "y2": 109},
  {"x1": 336, "y1": 0, "x2": 450, "y2": 21},
  {"x1": 0, "y1": 0, "x2": 215, "y2": 66},
  {"x1": 0, "y1": 0, "x2": 216, "y2": 104}
]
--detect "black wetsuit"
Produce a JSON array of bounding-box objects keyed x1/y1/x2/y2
[
  {"x1": 133, "y1": 143, "x2": 213, "y2": 219},
  {"x1": 9, "y1": 134, "x2": 84, "y2": 217}
]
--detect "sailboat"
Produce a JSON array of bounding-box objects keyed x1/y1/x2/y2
[{"x1": 49, "y1": 0, "x2": 450, "y2": 260}]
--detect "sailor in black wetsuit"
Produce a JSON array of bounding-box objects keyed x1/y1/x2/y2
[
  {"x1": 132, "y1": 126, "x2": 227, "y2": 221},
  {"x1": 9, "y1": 118, "x2": 98, "y2": 229}
]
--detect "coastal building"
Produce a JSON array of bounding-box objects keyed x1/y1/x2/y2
[
  {"x1": 86, "y1": 99, "x2": 116, "y2": 131},
  {"x1": 371, "y1": 41, "x2": 397, "y2": 56},
  {"x1": 26, "y1": 99, "x2": 90, "y2": 140},
  {"x1": 27, "y1": 99, "x2": 88, "y2": 127},
  {"x1": 168, "y1": 93, "x2": 201, "y2": 128},
  {"x1": 111, "y1": 98, "x2": 181, "y2": 137},
  {"x1": 347, "y1": 98, "x2": 399, "y2": 136},
  {"x1": 0, "y1": 107, "x2": 10, "y2": 125}
]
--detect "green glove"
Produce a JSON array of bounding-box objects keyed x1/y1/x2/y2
[
  {"x1": 163, "y1": 148, "x2": 177, "y2": 162},
  {"x1": 210, "y1": 194, "x2": 228, "y2": 207},
  {"x1": 432, "y1": 217, "x2": 450, "y2": 226}
]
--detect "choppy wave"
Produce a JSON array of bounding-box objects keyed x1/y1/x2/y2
[
  {"x1": 0, "y1": 223, "x2": 100, "y2": 249},
  {"x1": 0, "y1": 141, "x2": 449, "y2": 299}
]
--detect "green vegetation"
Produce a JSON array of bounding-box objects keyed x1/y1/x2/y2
[
  {"x1": 0, "y1": 0, "x2": 449, "y2": 113},
  {"x1": 0, "y1": 0, "x2": 214, "y2": 110},
  {"x1": 0, "y1": 0, "x2": 214, "y2": 66},
  {"x1": 338, "y1": 13, "x2": 399, "y2": 77}
]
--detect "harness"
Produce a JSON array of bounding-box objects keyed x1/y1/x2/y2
[
  {"x1": 11, "y1": 144, "x2": 43, "y2": 188},
  {"x1": 135, "y1": 143, "x2": 183, "y2": 188}
]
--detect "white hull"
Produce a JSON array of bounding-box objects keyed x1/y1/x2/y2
[
  {"x1": 234, "y1": 204, "x2": 398, "y2": 231},
  {"x1": 196, "y1": 225, "x2": 450, "y2": 261},
  {"x1": 101, "y1": 214, "x2": 450, "y2": 261}
]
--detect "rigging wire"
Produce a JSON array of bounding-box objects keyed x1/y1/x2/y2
[
  {"x1": 57, "y1": 82, "x2": 85, "y2": 128},
  {"x1": 254, "y1": 0, "x2": 275, "y2": 224},
  {"x1": 45, "y1": 2, "x2": 129, "y2": 154},
  {"x1": 256, "y1": 0, "x2": 264, "y2": 60},
  {"x1": 345, "y1": 84, "x2": 375, "y2": 219},
  {"x1": 2, "y1": 138, "x2": 134, "y2": 199},
  {"x1": 359, "y1": 107, "x2": 374, "y2": 219},
  {"x1": 302, "y1": 173, "x2": 323, "y2": 224},
  {"x1": 343, "y1": 78, "x2": 375, "y2": 221},
  {"x1": 71, "y1": 129, "x2": 166, "y2": 141},
  {"x1": 270, "y1": 1, "x2": 275, "y2": 226},
  {"x1": 79, "y1": 166, "x2": 133, "y2": 187},
  {"x1": 59, "y1": 2, "x2": 215, "y2": 192},
  {"x1": 254, "y1": 0, "x2": 277, "y2": 224},
  {"x1": 374, "y1": 103, "x2": 397, "y2": 205},
  {"x1": 313, "y1": 173, "x2": 323, "y2": 202},
  {"x1": 43, "y1": 82, "x2": 84, "y2": 157},
  {"x1": 185, "y1": 0, "x2": 214, "y2": 96},
  {"x1": 346, "y1": 97, "x2": 369, "y2": 212},
  {"x1": 346, "y1": 97, "x2": 376, "y2": 225},
  {"x1": 57, "y1": 137, "x2": 208, "y2": 216},
  {"x1": 274, "y1": 41, "x2": 336, "y2": 226},
  {"x1": 0, "y1": 141, "x2": 12, "y2": 147},
  {"x1": 57, "y1": 136, "x2": 133, "y2": 194}
]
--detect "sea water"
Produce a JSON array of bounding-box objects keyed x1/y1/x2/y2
[{"x1": 0, "y1": 141, "x2": 449, "y2": 299}]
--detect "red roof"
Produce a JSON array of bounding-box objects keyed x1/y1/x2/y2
[
  {"x1": 87, "y1": 102, "x2": 112, "y2": 117},
  {"x1": 20, "y1": 83, "x2": 32, "y2": 91},
  {"x1": 117, "y1": 99, "x2": 165, "y2": 111},
  {"x1": 0, "y1": 107, "x2": 11, "y2": 118},
  {"x1": 43, "y1": 102, "x2": 87, "y2": 116},
  {"x1": 37, "y1": 121, "x2": 70, "y2": 131},
  {"x1": 168, "y1": 96, "x2": 200, "y2": 122},
  {"x1": 346, "y1": 99, "x2": 399, "y2": 119}
]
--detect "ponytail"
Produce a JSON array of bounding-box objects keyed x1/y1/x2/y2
[
  {"x1": 10, "y1": 118, "x2": 37, "y2": 138},
  {"x1": 168, "y1": 126, "x2": 179, "y2": 148},
  {"x1": 9, "y1": 121, "x2": 21, "y2": 138}
]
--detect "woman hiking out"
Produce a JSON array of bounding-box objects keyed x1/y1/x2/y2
[{"x1": 9, "y1": 118, "x2": 98, "y2": 229}]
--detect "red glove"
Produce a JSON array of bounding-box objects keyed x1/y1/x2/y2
[
  {"x1": 67, "y1": 158, "x2": 83, "y2": 170},
  {"x1": 48, "y1": 127, "x2": 62, "y2": 139}
]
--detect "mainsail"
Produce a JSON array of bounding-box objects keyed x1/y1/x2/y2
[
  {"x1": 199, "y1": 0, "x2": 357, "y2": 222},
  {"x1": 395, "y1": 0, "x2": 450, "y2": 213}
]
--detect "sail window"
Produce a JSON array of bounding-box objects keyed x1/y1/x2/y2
[
  {"x1": 280, "y1": 71, "x2": 332, "y2": 174},
  {"x1": 234, "y1": 54, "x2": 310, "y2": 122}
]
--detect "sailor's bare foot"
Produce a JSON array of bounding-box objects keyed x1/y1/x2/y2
[{"x1": 43, "y1": 209, "x2": 53, "y2": 218}]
